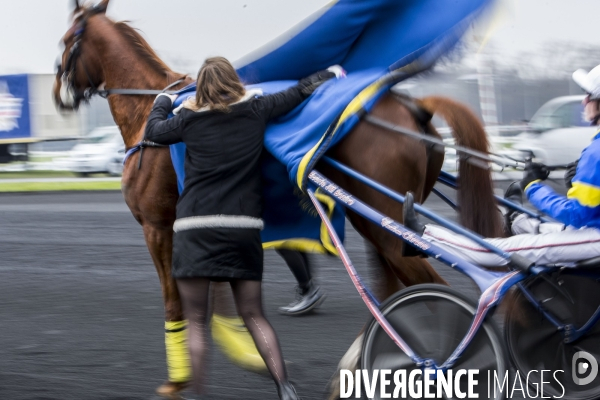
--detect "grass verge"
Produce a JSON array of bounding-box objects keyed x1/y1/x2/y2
[
  {"x1": 0, "y1": 181, "x2": 121, "y2": 192},
  {"x1": 0, "y1": 170, "x2": 81, "y2": 179}
]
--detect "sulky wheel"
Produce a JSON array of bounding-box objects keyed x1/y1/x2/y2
[
  {"x1": 505, "y1": 270, "x2": 600, "y2": 400},
  {"x1": 361, "y1": 284, "x2": 507, "y2": 400}
]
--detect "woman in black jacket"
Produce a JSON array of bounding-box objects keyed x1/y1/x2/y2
[{"x1": 144, "y1": 56, "x2": 336, "y2": 399}]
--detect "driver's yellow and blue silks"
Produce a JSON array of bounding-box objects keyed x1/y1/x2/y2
[
  {"x1": 526, "y1": 131, "x2": 600, "y2": 229},
  {"x1": 169, "y1": 0, "x2": 495, "y2": 254}
]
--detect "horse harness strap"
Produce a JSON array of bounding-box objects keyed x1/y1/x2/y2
[
  {"x1": 392, "y1": 93, "x2": 433, "y2": 130},
  {"x1": 97, "y1": 79, "x2": 185, "y2": 98},
  {"x1": 390, "y1": 94, "x2": 440, "y2": 162},
  {"x1": 123, "y1": 140, "x2": 168, "y2": 170},
  {"x1": 349, "y1": 92, "x2": 441, "y2": 170}
]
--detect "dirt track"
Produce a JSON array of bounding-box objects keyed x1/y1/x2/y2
[{"x1": 0, "y1": 185, "x2": 536, "y2": 399}]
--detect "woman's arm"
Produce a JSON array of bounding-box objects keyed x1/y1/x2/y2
[
  {"x1": 144, "y1": 95, "x2": 185, "y2": 145},
  {"x1": 257, "y1": 69, "x2": 337, "y2": 120},
  {"x1": 258, "y1": 86, "x2": 308, "y2": 120}
]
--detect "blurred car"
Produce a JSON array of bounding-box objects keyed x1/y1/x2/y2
[
  {"x1": 510, "y1": 95, "x2": 595, "y2": 166},
  {"x1": 60, "y1": 126, "x2": 125, "y2": 176},
  {"x1": 106, "y1": 148, "x2": 125, "y2": 176}
]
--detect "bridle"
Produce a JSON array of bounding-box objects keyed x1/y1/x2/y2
[
  {"x1": 57, "y1": 5, "x2": 191, "y2": 169},
  {"x1": 57, "y1": 5, "x2": 183, "y2": 107}
]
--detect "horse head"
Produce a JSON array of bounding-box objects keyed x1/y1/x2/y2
[{"x1": 53, "y1": 0, "x2": 111, "y2": 110}]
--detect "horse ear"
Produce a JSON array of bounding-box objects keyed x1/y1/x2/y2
[
  {"x1": 96, "y1": 0, "x2": 110, "y2": 13},
  {"x1": 73, "y1": 0, "x2": 81, "y2": 11}
]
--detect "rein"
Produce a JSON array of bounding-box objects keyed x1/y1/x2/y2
[
  {"x1": 363, "y1": 112, "x2": 529, "y2": 171},
  {"x1": 96, "y1": 79, "x2": 185, "y2": 98},
  {"x1": 375, "y1": 95, "x2": 575, "y2": 172}
]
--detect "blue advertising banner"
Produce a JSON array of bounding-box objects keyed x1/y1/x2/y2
[{"x1": 0, "y1": 74, "x2": 31, "y2": 139}]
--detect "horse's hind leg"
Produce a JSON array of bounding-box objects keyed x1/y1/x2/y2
[
  {"x1": 141, "y1": 225, "x2": 191, "y2": 397},
  {"x1": 383, "y1": 248, "x2": 447, "y2": 286},
  {"x1": 365, "y1": 240, "x2": 402, "y2": 301},
  {"x1": 349, "y1": 210, "x2": 447, "y2": 288}
]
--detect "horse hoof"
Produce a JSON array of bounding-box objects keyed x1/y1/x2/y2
[{"x1": 155, "y1": 380, "x2": 190, "y2": 399}]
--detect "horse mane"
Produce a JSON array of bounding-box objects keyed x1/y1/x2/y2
[{"x1": 113, "y1": 21, "x2": 174, "y2": 76}]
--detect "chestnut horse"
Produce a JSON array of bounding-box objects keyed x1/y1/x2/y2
[{"x1": 53, "y1": 1, "x2": 503, "y2": 398}]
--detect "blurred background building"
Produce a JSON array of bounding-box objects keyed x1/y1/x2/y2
[{"x1": 0, "y1": 73, "x2": 114, "y2": 166}]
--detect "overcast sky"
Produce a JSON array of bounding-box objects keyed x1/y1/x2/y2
[{"x1": 1, "y1": 0, "x2": 599, "y2": 75}]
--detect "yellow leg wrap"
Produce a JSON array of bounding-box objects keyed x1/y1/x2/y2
[
  {"x1": 165, "y1": 320, "x2": 191, "y2": 383},
  {"x1": 211, "y1": 314, "x2": 267, "y2": 373}
]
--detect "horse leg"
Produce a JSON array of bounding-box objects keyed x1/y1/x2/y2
[
  {"x1": 321, "y1": 95, "x2": 446, "y2": 399},
  {"x1": 365, "y1": 240, "x2": 402, "y2": 301},
  {"x1": 141, "y1": 224, "x2": 192, "y2": 397}
]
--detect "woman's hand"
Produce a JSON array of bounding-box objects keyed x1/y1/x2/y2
[
  {"x1": 154, "y1": 93, "x2": 179, "y2": 104},
  {"x1": 298, "y1": 65, "x2": 347, "y2": 95},
  {"x1": 298, "y1": 70, "x2": 336, "y2": 95},
  {"x1": 327, "y1": 65, "x2": 346, "y2": 79}
]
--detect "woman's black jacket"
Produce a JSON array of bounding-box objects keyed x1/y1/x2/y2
[{"x1": 144, "y1": 84, "x2": 311, "y2": 230}]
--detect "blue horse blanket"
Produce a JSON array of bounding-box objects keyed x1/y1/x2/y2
[{"x1": 168, "y1": 0, "x2": 494, "y2": 253}]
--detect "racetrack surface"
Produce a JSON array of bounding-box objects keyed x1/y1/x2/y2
[{"x1": 0, "y1": 182, "x2": 565, "y2": 399}]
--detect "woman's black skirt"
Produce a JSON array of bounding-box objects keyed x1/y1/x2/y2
[{"x1": 172, "y1": 228, "x2": 263, "y2": 281}]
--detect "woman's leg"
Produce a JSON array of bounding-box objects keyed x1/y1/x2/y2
[
  {"x1": 276, "y1": 249, "x2": 325, "y2": 315},
  {"x1": 276, "y1": 249, "x2": 312, "y2": 290},
  {"x1": 229, "y1": 279, "x2": 288, "y2": 382},
  {"x1": 176, "y1": 278, "x2": 211, "y2": 394}
]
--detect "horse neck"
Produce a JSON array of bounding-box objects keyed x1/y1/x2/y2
[{"x1": 87, "y1": 19, "x2": 182, "y2": 148}]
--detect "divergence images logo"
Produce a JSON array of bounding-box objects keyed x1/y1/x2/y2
[
  {"x1": 573, "y1": 351, "x2": 598, "y2": 386},
  {"x1": 0, "y1": 81, "x2": 23, "y2": 132}
]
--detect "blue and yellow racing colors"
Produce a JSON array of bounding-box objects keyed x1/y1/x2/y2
[{"x1": 526, "y1": 131, "x2": 600, "y2": 229}]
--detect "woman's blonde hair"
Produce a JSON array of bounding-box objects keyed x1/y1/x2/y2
[{"x1": 183, "y1": 57, "x2": 246, "y2": 112}]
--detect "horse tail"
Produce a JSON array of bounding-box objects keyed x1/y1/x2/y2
[{"x1": 418, "y1": 96, "x2": 504, "y2": 238}]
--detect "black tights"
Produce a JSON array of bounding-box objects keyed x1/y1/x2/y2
[{"x1": 176, "y1": 278, "x2": 287, "y2": 394}]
